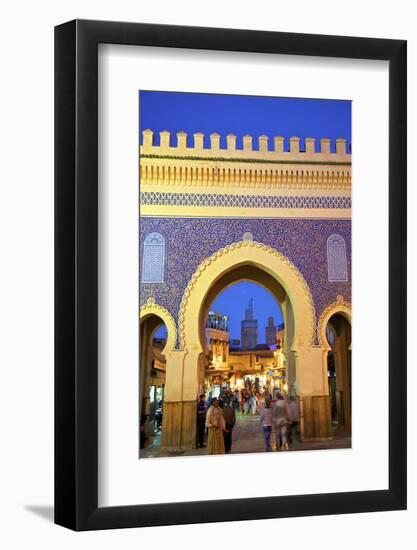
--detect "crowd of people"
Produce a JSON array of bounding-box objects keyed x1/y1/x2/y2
[{"x1": 197, "y1": 388, "x2": 301, "y2": 455}]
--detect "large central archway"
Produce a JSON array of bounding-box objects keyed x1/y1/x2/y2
[{"x1": 179, "y1": 239, "x2": 316, "y2": 355}]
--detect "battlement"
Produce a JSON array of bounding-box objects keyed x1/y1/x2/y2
[
  {"x1": 141, "y1": 130, "x2": 351, "y2": 162},
  {"x1": 140, "y1": 130, "x2": 352, "y2": 194}
]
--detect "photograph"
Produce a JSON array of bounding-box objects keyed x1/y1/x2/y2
[
  {"x1": 0, "y1": 0, "x2": 410, "y2": 541},
  {"x1": 139, "y1": 91, "x2": 352, "y2": 458}
]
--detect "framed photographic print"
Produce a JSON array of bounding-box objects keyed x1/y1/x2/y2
[{"x1": 55, "y1": 20, "x2": 406, "y2": 530}]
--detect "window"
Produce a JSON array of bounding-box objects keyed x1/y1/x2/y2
[
  {"x1": 141, "y1": 232, "x2": 165, "y2": 283},
  {"x1": 327, "y1": 234, "x2": 348, "y2": 282}
]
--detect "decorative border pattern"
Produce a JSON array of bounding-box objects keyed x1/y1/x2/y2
[
  {"x1": 177, "y1": 239, "x2": 317, "y2": 350},
  {"x1": 140, "y1": 192, "x2": 352, "y2": 210},
  {"x1": 141, "y1": 153, "x2": 351, "y2": 166},
  {"x1": 140, "y1": 297, "x2": 178, "y2": 351}
]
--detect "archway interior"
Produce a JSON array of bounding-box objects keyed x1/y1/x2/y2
[
  {"x1": 325, "y1": 313, "x2": 351, "y2": 434},
  {"x1": 198, "y1": 263, "x2": 297, "y2": 399},
  {"x1": 139, "y1": 314, "x2": 167, "y2": 452}
]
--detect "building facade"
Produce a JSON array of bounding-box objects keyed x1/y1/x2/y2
[
  {"x1": 139, "y1": 129, "x2": 352, "y2": 451},
  {"x1": 203, "y1": 310, "x2": 287, "y2": 397},
  {"x1": 206, "y1": 311, "x2": 230, "y2": 373}
]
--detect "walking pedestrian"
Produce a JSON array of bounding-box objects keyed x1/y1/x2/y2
[
  {"x1": 206, "y1": 397, "x2": 225, "y2": 455},
  {"x1": 249, "y1": 393, "x2": 257, "y2": 415},
  {"x1": 240, "y1": 390, "x2": 245, "y2": 414},
  {"x1": 288, "y1": 395, "x2": 301, "y2": 446},
  {"x1": 244, "y1": 392, "x2": 250, "y2": 415},
  {"x1": 273, "y1": 393, "x2": 290, "y2": 451},
  {"x1": 257, "y1": 392, "x2": 265, "y2": 414},
  {"x1": 222, "y1": 399, "x2": 236, "y2": 453},
  {"x1": 232, "y1": 390, "x2": 240, "y2": 412},
  {"x1": 259, "y1": 397, "x2": 273, "y2": 451}
]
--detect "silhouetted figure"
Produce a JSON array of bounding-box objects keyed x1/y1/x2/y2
[
  {"x1": 260, "y1": 398, "x2": 273, "y2": 451},
  {"x1": 273, "y1": 394, "x2": 290, "y2": 451},
  {"x1": 223, "y1": 400, "x2": 236, "y2": 453},
  {"x1": 196, "y1": 394, "x2": 207, "y2": 448}
]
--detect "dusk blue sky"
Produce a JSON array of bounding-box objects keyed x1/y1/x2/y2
[
  {"x1": 142, "y1": 91, "x2": 351, "y2": 342},
  {"x1": 139, "y1": 91, "x2": 351, "y2": 152},
  {"x1": 210, "y1": 282, "x2": 283, "y2": 341},
  {"x1": 154, "y1": 283, "x2": 283, "y2": 342}
]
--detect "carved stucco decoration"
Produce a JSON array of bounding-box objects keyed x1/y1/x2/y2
[{"x1": 243, "y1": 232, "x2": 254, "y2": 241}]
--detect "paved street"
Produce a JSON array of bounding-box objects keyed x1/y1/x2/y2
[{"x1": 141, "y1": 412, "x2": 351, "y2": 458}]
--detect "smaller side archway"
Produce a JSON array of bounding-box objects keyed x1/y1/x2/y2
[
  {"x1": 139, "y1": 298, "x2": 177, "y2": 352},
  {"x1": 318, "y1": 297, "x2": 352, "y2": 351},
  {"x1": 139, "y1": 299, "x2": 177, "y2": 454},
  {"x1": 318, "y1": 296, "x2": 352, "y2": 435}
]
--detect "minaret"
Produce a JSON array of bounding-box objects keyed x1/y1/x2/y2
[
  {"x1": 241, "y1": 299, "x2": 258, "y2": 350},
  {"x1": 245, "y1": 298, "x2": 254, "y2": 320},
  {"x1": 265, "y1": 315, "x2": 277, "y2": 348}
]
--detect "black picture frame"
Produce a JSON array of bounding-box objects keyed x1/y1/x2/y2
[{"x1": 55, "y1": 19, "x2": 407, "y2": 531}]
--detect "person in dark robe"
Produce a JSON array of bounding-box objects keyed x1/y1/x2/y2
[
  {"x1": 196, "y1": 394, "x2": 207, "y2": 448},
  {"x1": 222, "y1": 399, "x2": 236, "y2": 453}
]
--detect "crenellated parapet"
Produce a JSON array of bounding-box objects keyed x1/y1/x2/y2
[
  {"x1": 141, "y1": 130, "x2": 350, "y2": 158},
  {"x1": 140, "y1": 130, "x2": 351, "y2": 192}
]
